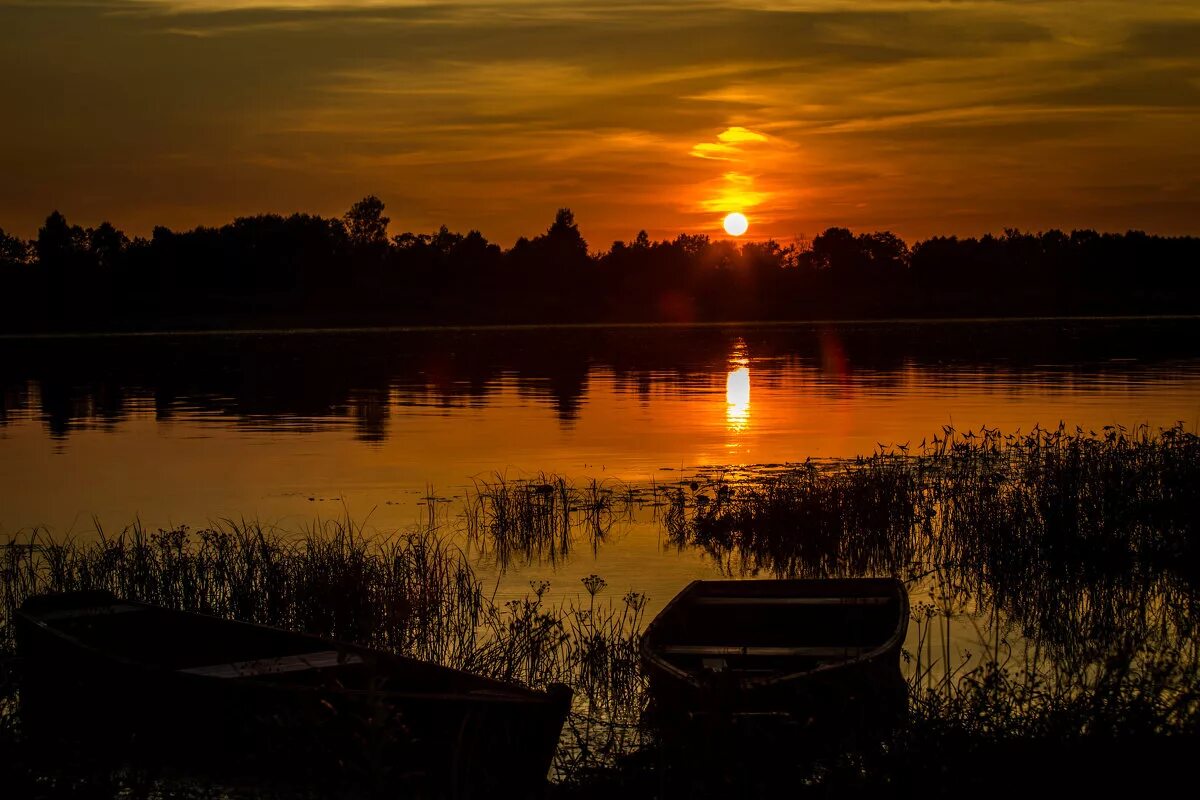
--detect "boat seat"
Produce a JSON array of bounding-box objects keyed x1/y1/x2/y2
[
  {"x1": 661, "y1": 645, "x2": 869, "y2": 658},
  {"x1": 178, "y1": 650, "x2": 364, "y2": 679},
  {"x1": 691, "y1": 597, "x2": 890, "y2": 606},
  {"x1": 35, "y1": 603, "x2": 144, "y2": 621}
]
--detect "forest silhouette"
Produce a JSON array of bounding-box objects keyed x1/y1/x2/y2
[{"x1": 2, "y1": 197, "x2": 1197, "y2": 332}]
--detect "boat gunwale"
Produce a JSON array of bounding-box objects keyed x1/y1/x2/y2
[
  {"x1": 640, "y1": 577, "x2": 909, "y2": 691},
  {"x1": 16, "y1": 591, "x2": 567, "y2": 707}
]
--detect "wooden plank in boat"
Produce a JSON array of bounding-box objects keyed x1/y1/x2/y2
[
  {"x1": 692, "y1": 596, "x2": 890, "y2": 606},
  {"x1": 660, "y1": 645, "x2": 869, "y2": 658},
  {"x1": 179, "y1": 650, "x2": 364, "y2": 679},
  {"x1": 36, "y1": 604, "x2": 145, "y2": 621}
]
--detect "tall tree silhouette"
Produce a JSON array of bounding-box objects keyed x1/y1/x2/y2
[
  {"x1": 36, "y1": 211, "x2": 85, "y2": 276},
  {"x1": 0, "y1": 227, "x2": 30, "y2": 269},
  {"x1": 87, "y1": 221, "x2": 129, "y2": 272},
  {"x1": 344, "y1": 196, "x2": 389, "y2": 250},
  {"x1": 543, "y1": 208, "x2": 588, "y2": 262}
]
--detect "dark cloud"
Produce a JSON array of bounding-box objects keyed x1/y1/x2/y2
[{"x1": 1121, "y1": 19, "x2": 1200, "y2": 59}]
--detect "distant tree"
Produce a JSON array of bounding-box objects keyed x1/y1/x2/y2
[
  {"x1": 430, "y1": 225, "x2": 463, "y2": 256},
  {"x1": 454, "y1": 230, "x2": 501, "y2": 267},
  {"x1": 393, "y1": 226, "x2": 499, "y2": 268},
  {"x1": 674, "y1": 233, "x2": 710, "y2": 259},
  {"x1": 802, "y1": 227, "x2": 909, "y2": 282},
  {"x1": 344, "y1": 196, "x2": 390, "y2": 250},
  {"x1": 87, "y1": 221, "x2": 129, "y2": 271},
  {"x1": 0, "y1": 227, "x2": 31, "y2": 268},
  {"x1": 542, "y1": 208, "x2": 588, "y2": 262},
  {"x1": 858, "y1": 231, "x2": 909, "y2": 270},
  {"x1": 508, "y1": 208, "x2": 591, "y2": 288},
  {"x1": 910, "y1": 235, "x2": 964, "y2": 289},
  {"x1": 36, "y1": 211, "x2": 86, "y2": 274},
  {"x1": 804, "y1": 227, "x2": 859, "y2": 272}
]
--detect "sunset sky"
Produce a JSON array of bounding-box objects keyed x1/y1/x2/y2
[{"x1": 2, "y1": 1, "x2": 1198, "y2": 247}]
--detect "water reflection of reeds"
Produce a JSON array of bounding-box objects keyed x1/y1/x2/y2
[
  {"x1": 463, "y1": 475, "x2": 640, "y2": 571},
  {"x1": 667, "y1": 423, "x2": 1200, "y2": 664},
  {"x1": 664, "y1": 457, "x2": 921, "y2": 579}
]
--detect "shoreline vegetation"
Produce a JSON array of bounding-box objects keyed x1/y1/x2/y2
[
  {"x1": 3, "y1": 200, "x2": 1199, "y2": 333},
  {"x1": 2, "y1": 424, "x2": 1198, "y2": 797}
]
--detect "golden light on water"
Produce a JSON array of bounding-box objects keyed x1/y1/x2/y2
[{"x1": 726, "y1": 366, "x2": 751, "y2": 431}]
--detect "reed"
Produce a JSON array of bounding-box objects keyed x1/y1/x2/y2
[
  {"x1": 0, "y1": 517, "x2": 651, "y2": 786},
  {"x1": 667, "y1": 423, "x2": 1200, "y2": 660},
  {"x1": 463, "y1": 473, "x2": 639, "y2": 569},
  {"x1": 1, "y1": 519, "x2": 486, "y2": 667}
]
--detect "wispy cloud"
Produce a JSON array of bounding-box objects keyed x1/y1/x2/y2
[{"x1": 1, "y1": 1, "x2": 1198, "y2": 243}]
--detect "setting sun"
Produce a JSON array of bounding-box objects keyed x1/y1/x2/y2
[{"x1": 723, "y1": 212, "x2": 749, "y2": 236}]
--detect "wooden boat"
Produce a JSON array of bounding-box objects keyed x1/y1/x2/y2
[
  {"x1": 16, "y1": 590, "x2": 571, "y2": 799},
  {"x1": 641, "y1": 578, "x2": 908, "y2": 719}
]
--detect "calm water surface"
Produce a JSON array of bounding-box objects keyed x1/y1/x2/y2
[{"x1": 2, "y1": 318, "x2": 1199, "y2": 627}]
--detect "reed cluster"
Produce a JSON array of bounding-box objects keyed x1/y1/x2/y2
[
  {"x1": 0, "y1": 518, "x2": 648, "y2": 785},
  {"x1": 668, "y1": 423, "x2": 1200, "y2": 659},
  {"x1": 1, "y1": 519, "x2": 485, "y2": 667},
  {"x1": 464, "y1": 474, "x2": 641, "y2": 568}
]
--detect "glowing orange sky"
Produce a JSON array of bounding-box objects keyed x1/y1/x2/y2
[{"x1": 2, "y1": 1, "x2": 1199, "y2": 246}]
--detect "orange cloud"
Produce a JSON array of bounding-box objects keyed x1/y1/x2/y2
[{"x1": 1, "y1": 2, "x2": 1198, "y2": 247}]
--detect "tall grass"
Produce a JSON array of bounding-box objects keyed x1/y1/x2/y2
[
  {"x1": 1, "y1": 519, "x2": 485, "y2": 666},
  {"x1": 464, "y1": 474, "x2": 640, "y2": 568},
  {"x1": 0, "y1": 517, "x2": 648, "y2": 784},
  {"x1": 662, "y1": 455, "x2": 920, "y2": 578},
  {"x1": 667, "y1": 423, "x2": 1200, "y2": 660}
]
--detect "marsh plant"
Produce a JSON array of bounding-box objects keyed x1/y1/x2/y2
[
  {"x1": 0, "y1": 519, "x2": 650, "y2": 786},
  {"x1": 667, "y1": 423, "x2": 1200, "y2": 659},
  {"x1": 463, "y1": 474, "x2": 642, "y2": 569}
]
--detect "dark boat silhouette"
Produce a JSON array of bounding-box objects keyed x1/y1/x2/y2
[
  {"x1": 641, "y1": 578, "x2": 909, "y2": 719},
  {"x1": 16, "y1": 590, "x2": 571, "y2": 799}
]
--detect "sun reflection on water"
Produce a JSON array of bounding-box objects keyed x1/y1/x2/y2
[
  {"x1": 726, "y1": 367, "x2": 750, "y2": 431},
  {"x1": 726, "y1": 341, "x2": 751, "y2": 432}
]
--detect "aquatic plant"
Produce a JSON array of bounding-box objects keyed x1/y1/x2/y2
[
  {"x1": 667, "y1": 423, "x2": 1200, "y2": 661},
  {"x1": 463, "y1": 474, "x2": 639, "y2": 569}
]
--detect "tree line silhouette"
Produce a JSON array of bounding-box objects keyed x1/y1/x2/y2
[{"x1": 2, "y1": 197, "x2": 1197, "y2": 331}]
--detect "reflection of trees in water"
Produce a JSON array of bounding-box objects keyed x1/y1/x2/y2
[
  {"x1": 348, "y1": 389, "x2": 390, "y2": 443},
  {"x1": 665, "y1": 425, "x2": 1200, "y2": 664},
  {"x1": 2, "y1": 318, "x2": 1197, "y2": 440}
]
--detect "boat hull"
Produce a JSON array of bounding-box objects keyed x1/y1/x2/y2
[
  {"x1": 16, "y1": 591, "x2": 570, "y2": 799},
  {"x1": 641, "y1": 578, "x2": 909, "y2": 727}
]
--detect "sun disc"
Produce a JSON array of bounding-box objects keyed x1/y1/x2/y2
[{"x1": 723, "y1": 212, "x2": 749, "y2": 236}]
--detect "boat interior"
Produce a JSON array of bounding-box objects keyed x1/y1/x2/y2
[
  {"x1": 24, "y1": 593, "x2": 486, "y2": 694},
  {"x1": 649, "y1": 580, "x2": 904, "y2": 680}
]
